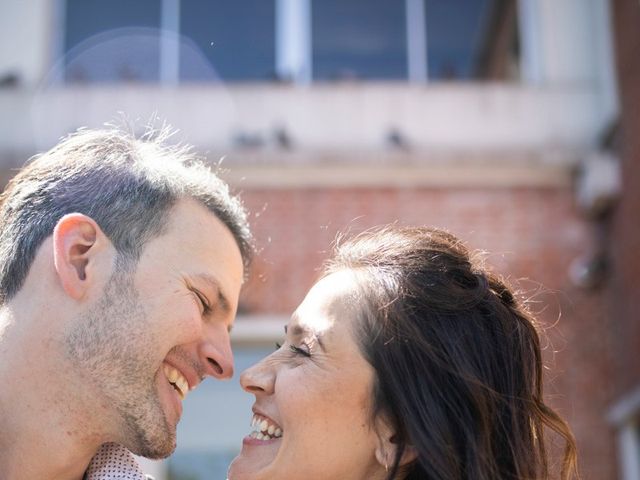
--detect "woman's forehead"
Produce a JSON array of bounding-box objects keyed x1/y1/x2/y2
[{"x1": 290, "y1": 270, "x2": 360, "y2": 337}]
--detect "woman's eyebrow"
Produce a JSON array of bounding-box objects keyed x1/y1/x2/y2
[
  {"x1": 285, "y1": 321, "x2": 326, "y2": 351},
  {"x1": 285, "y1": 317, "x2": 309, "y2": 338}
]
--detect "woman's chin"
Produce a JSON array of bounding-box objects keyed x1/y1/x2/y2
[{"x1": 227, "y1": 438, "x2": 282, "y2": 480}]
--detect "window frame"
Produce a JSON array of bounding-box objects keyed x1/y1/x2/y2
[{"x1": 56, "y1": 0, "x2": 532, "y2": 85}]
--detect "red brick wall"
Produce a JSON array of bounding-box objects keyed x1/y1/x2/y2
[
  {"x1": 239, "y1": 187, "x2": 586, "y2": 313},
  {"x1": 609, "y1": 0, "x2": 640, "y2": 400},
  {"x1": 236, "y1": 184, "x2": 616, "y2": 479}
]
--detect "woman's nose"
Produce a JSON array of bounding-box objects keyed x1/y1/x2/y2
[{"x1": 240, "y1": 356, "x2": 276, "y2": 395}]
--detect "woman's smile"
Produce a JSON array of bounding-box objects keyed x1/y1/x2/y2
[{"x1": 245, "y1": 413, "x2": 283, "y2": 442}]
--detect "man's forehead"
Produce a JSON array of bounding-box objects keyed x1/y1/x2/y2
[{"x1": 167, "y1": 198, "x2": 249, "y2": 277}]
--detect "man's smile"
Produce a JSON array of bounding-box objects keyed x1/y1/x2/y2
[{"x1": 162, "y1": 363, "x2": 190, "y2": 400}]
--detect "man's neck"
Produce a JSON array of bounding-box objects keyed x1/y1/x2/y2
[
  {"x1": 0, "y1": 424, "x2": 97, "y2": 480},
  {"x1": 0, "y1": 309, "x2": 107, "y2": 480}
]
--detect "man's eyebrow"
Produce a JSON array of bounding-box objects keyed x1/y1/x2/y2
[{"x1": 191, "y1": 273, "x2": 231, "y2": 316}]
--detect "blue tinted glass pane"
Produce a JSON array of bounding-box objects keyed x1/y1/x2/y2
[
  {"x1": 64, "y1": 0, "x2": 161, "y2": 83},
  {"x1": 180, "y1": 0, "x2": 276, "y2": 82},
  {"x1": 312, "y1": 0, "x2": 407, "y2": 81},
  {"x1": 425, "y1": 0, "x2": 518, "y2": 80}
]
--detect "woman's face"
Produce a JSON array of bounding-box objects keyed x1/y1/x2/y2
[{"x1": 228, "y1": 270, "x2": 387, "y2": 480}]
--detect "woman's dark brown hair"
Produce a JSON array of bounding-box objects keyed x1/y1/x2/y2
[{"x1": 325, "y1": 226, "x2": 578, "y2": 480}]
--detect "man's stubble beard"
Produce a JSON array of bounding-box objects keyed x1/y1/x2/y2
[{"x1": 64, "y1": 260, "x2": 176, "y2": 459}]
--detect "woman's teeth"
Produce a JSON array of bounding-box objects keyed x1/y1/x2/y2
[
  {"x1": 250, "y1": 414, "x2": 283, "y2": 440},
  {"x1": 163, "y1": 364, "x2": 189, "y2": 400}
]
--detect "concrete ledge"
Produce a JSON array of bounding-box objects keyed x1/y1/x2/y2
[
  {"x1": 218, "y1": 162, "x2": 574, "y2": 189},
  {"x1": 231, "y1": 315, "x2": 288, "y2": 345},
  {"x1": 0, "y1": 83, "x2": 604, "y2": 155}
]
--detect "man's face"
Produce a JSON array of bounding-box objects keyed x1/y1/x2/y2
[{"x1": 64, "y1": 199, "x2": 244, "y2": 458}]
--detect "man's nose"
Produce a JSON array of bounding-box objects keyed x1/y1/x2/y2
[{"x1": 199, "y1": 323, "x2": 234, "y2": 379}]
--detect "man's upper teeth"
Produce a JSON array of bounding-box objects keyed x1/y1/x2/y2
[
  {"x1": 163, "y1": 364, "x2": 189, "y2": 399},
  {"x1": 250, "y1": 414, "x2": 283, "y2": 439}
]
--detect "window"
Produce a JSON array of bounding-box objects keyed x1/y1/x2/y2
[
  {"x1": 60, "y1": 0, "x2": 520, "y2": 84},
  {"x1": 64, "y1": 0, "x2": 162, "y2": 83},
  {"x1": 424, "y1": 0, "x2": 521, "y2": 81},
  {"x1": 309, "y1": 0, "x2": 519, "y2": 82},
  {"x1": 312, "y1": 0, "x2": 407, "y2": 81},
  {"x1": 180, "y1": 0, "x2": 276, "y2": 82}
]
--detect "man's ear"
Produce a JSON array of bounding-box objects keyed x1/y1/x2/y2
[
  {"x1": 374, "y1": 419, "x2": 418, "y2": 472},
  {"x1": 52, "y1": 213, "x2": 108, "y2": 300}
]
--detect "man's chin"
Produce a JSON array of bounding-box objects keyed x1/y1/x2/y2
[
  {"x1": 139, "y1": 446, "x2": 176, "y2": 461},
  {"x1": 120, "y1": 407, "x2": 177, "y2": 460},
  {"x1": 130, "y1": 432, "x2": 177, "y2": 460}
]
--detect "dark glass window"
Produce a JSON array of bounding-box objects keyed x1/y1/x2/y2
[
  {"x1": 64, "y1": 0, "x2": 161, "y2": 83},
  {"x1": 180, "y1": 0, "x2": 276, "y2": 82},
  {"x1": 61, "y1": 0, "x2": 519, "y2": 84},
  {"x1": 312, "y1": 0, "x2": 407, "y2": 81},
  {"x1": 425, "y1": 0, "x2": 520, "y2": 81}
]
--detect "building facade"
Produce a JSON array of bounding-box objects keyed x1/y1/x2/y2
[
  {"x1": 605, "y1": 1, "x2": 640, "y2": 479},
  {"x1": 0, "y1": 1, "x2": 635, "y2": 479}
]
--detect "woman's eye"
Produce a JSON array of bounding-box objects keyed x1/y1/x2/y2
[
  {"x1": 275, "y1": 341, "x2": 311, "y2": 357},
  {"x1": 289, "y1": 344, "x2": 311, "y2": 358}
]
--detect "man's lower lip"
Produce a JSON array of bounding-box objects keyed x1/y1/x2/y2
[{"x1": 242, "y1": 435, "x2": 281, "y2": 446}]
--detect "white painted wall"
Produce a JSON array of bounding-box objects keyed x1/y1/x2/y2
[
  {"x1": 519, "y1": 0, "x2": 618, "y2": 121},
  {"x1": 0, "y1": 83, "x2": 606, "y2": 161},
  {"x1": 521, "y1": 0, "x2": 601, "y2": 85},
  {"x1": 0, "y1": 0, "x2": 53, "y2": 87},
  {"x1": 540, "y1": 0, "x2": 597, "y2": 85}
]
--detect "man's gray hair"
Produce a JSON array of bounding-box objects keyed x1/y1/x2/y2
[{"x1": 0, "y1": 126, "x2": 253, "y2": 304}]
